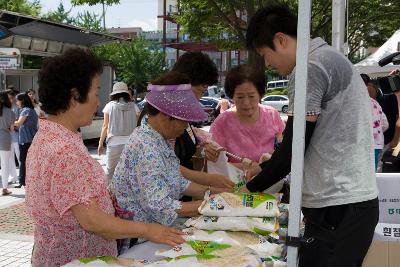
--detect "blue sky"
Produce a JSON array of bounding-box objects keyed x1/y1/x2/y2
[{"x1": 40, "y1": 0, "x2": 158, "y2": 31}]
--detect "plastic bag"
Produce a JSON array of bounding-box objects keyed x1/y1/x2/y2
[
  {"x1": 199, "y1": 192, "x2": 279, "y2": 217},
  {"x1": 185, "y1": 216, "x2": 279, "y2": 235},
  {"x1": 207, "y1": 152, "x2": 244, "y2": 184}
]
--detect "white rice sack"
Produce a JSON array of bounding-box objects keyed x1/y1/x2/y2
[
  {"x1": 183, "y1": 228, "x2": 241, "y2": 246},
  {"x1": 185, "y1": 216, "x2": 279, "y2": 235},
  {"x1": 247, "y1": 241, "x2": 283, "y2": 258},
  {"x1": 145, "y1": 258, "x2": 206, "y2": 267},
  {"x1": 263, "y1": 257, "x2": 287, "y2": 267},
  {"x1": 62, "y1": 257, "x2": 143, "y2": 267},
  {"x1": 155, "y1": 242, "x2": 198, "y2": 259},
  {"x1": 199, "y1": 192, "x2": 279, "y2": 217},
  {"x1": 199, "y1": 253, "x2": 262, "y2": 267}
]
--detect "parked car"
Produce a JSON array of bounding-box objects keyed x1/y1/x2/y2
[
  {"x1": 199, "y1": 97, "x2": 222, "y2": 125},
  {"x1": 261, "y1": 95, "x2": 289, "y2": 113},
  {"x1": 137, "y1": 99, "x2": 146, "y2": 111}
]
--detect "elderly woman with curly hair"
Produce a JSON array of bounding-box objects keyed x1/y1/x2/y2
[{"x1": 25, "y1": 48, "x2": 184, "y2": 267}]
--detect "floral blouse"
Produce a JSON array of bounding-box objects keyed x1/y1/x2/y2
[
  {"x1": 371, "y1": 98, "x2": 389, "y2": 149},
  {"x1": 110, "y1": 120, "x2": 190, "y2": 251},
  {"x1": 25, "y1": 120, "x2": 117, "y2": 267}
]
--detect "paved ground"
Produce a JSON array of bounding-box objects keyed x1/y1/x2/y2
[{"x1": 0, "y1": 146, "x2": 106, "y2": 266}]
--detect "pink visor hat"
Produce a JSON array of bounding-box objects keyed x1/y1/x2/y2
[{"x1": 145, "y1": 84, "x2": 208, "y2": 122}]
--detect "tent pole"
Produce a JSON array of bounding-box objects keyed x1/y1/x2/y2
[{"x1": 286, "y1": 0, "x2": 312, "y2": 266}]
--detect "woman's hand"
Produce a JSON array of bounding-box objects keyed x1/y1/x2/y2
[
  {"x1": 206, "y1": 173, "x2": 234, "y2": 190},
  {"x1": 97, "y1": 144, "x2": 104, "y2": 156},
  {"x1": 239, "y1": 186, "x2": 250, "y2": 193},
  {"x1": 143, "y1": 224, "x2": 185, "y2": 247},
  {"x1": 244, "y1": 162, "x2": 262, "y2": 181},
  {"x1": 204, "y1": 142, "x2": 224, "y2": 162}
]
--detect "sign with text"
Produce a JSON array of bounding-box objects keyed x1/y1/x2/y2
[
  {"x1": 376, "y1": 173, "x2": 400, "y2": 224},
  {"x1": 0, "y1": 58, "x2": 19, "y2": 69}
]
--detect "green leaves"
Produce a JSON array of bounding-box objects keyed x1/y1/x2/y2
[
  {"x1": 71, "y1": 0, "x2": 120, "y2": 6},
  {"x1": 74, "y1": 11, "x2": 103, "y2": 32},
  {"x1": 94, "y1": 38, "x2": 166, "y2": 94},
  {"x1": 43, "y1": 2, "x2": 74, "y2": 24},
  {"x1": 0, "y1": 0, "x2": 41, "y2": 16},
  {"x1": 175, "y1": 0, "x2": 400, "y2": 63}
]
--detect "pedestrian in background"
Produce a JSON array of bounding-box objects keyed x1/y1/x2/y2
[
  {"x1": 14, "y1": 93, "x2": 38, "y2": 188},
  {"x1": 27, "y1": 89, "x2": 45, "y2": 118},
  {"x1": 5, "y1": 89, "x2": 19, "y2": 183},
  {"x1": 98, "y1": 82, "x2": 140, "y2": 183},
  {"x1": 0, "y1": 91, "x2": 15, "y2": 195},
  {"x1": 361, "y1": 73, "x2": 389, "y2": 170}
]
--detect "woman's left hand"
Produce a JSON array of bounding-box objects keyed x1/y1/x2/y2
[{"x1": 206, "y1": 173, "x2": 234, "y2": 190}]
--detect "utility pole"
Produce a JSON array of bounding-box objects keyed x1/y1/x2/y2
[
  {"x1": 102, "y1": 0, "x2": 106, "y2": 30},
  {"x1": 332, "y1": 0, "x2": 346, "y2": 54}
]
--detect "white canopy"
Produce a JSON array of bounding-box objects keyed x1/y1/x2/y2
[{"x1": 355, "y1": 29, "x2": 400, "y2": 76}]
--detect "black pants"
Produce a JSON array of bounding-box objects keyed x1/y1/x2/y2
[
  {"x1": 299, "y1": 198, "x2": 379, "y2": 267},
  {"x1": 19, "y1": 143, "x2": 31, "y2": 186}
]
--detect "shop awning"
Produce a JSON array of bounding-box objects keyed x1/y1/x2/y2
[{"x1": 0, "y1": 10, "x2": 125, "y2": 57}]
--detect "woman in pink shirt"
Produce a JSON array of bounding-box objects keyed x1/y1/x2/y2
[
  {"x1": 208, "y1": 65, "x2": 285, "y2": 165},
  {"x1": 25, "y1": 48, "x2": 184, "y2": 267}
]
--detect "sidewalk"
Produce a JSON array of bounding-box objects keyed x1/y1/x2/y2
[{"x1": 0, "y1": 147, "x2": 106, "y2": 266}]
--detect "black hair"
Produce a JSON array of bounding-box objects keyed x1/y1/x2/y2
[
  {"x1": 38, "y1": 48, "x2": 103, "y2": 115},
  {"x1": 246, "y1": 4, "x2": 297, "y2": 51},
  {"x1": 16, "y1": 93, "x2": 34, "y2": 109},
  {"x1": 172, "y1": 52, "x2": 218, "y2": 86},
  {"x1": 360, "y1": 73, "x2": 371, "y2": 86},
  {"x1": 26, "y1": 88, "x2": 39, "y2": 105},
  {"x1": 5, "y1": 89, "x2": 17, "y2": 97},
  {"x1": 0, "y1": 91, "x2": 11, "y2": 116},
  {"x1": 224, "y1": 64, "x2": 265, "y2": 99},
  {"x1": 111, "y1": 92, "x2": 131, "y2": 102}
]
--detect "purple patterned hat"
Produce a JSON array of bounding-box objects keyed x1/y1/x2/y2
[{"x1": 145, "y1": 84, "x2": 208, "y2": 122}]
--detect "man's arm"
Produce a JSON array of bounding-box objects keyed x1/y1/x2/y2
[{"x1": 246, "y1": 116, "x2": 317, "y2": 192}]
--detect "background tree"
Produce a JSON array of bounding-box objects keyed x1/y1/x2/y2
[
  {"x1": 0, "y1": 0, "x2": 41, "y2": 16},
  {"x1": 175, "y1": 0, "x2": 400, "y2": 64},
  {"x1": 43, "y1": 2, "x2": 74, "y2": 24},
  {"x1": 74, "y1": 11, "x2": 103, "y2": 31},
  {"x1": 71, "y1": 0, "x2": 120, "y2": 29},
  {"x1": 95, "y1": 38, "x2": 166, "y2": 94}
]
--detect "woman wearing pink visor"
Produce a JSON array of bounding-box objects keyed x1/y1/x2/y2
[{"x1": 110, "y1": 72, "x2": 227, "y2": 253}]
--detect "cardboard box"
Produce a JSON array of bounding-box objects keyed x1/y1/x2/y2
[{"x1": 363, "y1": 240, "x2": 400, "y2": 267}]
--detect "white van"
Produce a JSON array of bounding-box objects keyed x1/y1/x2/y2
[{"x1": 267, "y1": 80, "x2": 288, "y2": 91}]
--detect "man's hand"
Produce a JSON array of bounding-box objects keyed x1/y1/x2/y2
[
  {"x1": 143, "y1": 224, "x2": 185, "y2": 247},
  {"x1": 204, "y1": 142, "x2": 224, "y2": 162}
]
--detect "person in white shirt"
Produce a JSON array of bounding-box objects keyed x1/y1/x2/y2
[{"x1": 98, "y1": 82, "x2": 140, "y2": 183}]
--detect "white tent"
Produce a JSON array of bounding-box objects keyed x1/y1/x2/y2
[{"x1": 355, "y1": 29, "x2": 400, "y2": 76}]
